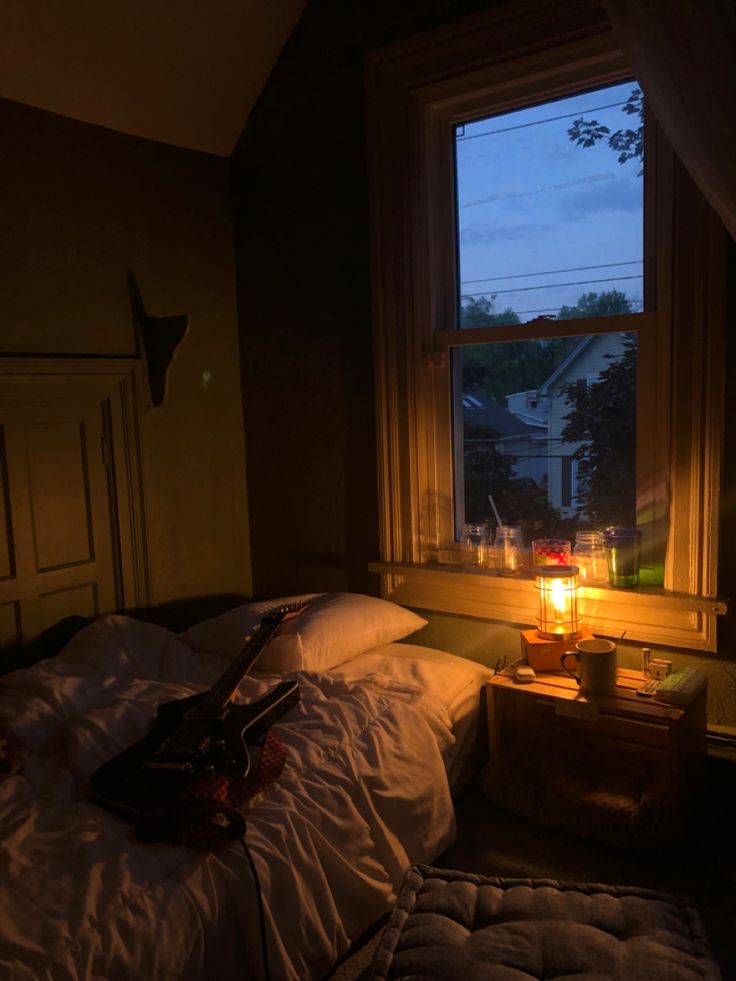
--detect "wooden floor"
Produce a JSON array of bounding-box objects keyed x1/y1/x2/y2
[{"x1": 330, "y1": 755, "x2": 736, "y2": 980}]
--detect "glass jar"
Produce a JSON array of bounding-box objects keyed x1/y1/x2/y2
[
  {"x1": 531, "y1": 538, "x2": 571, "y2": 566},
  {"x1": 604, "y1": 526, "x2": 641, "y2": 588},
  {"x1": 460, "y1": 522, "x2": 488, "y2": 569},
  {"x1": 572, "y1": 530, "x2": 607, "y2": 584},
  {"x1": 494, "y1": 525, "x2": 523, "y2": 576}
]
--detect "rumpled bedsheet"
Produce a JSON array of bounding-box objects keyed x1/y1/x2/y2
[{"x1": 0, "y1": 615, "x2": 457, "y2": 980}]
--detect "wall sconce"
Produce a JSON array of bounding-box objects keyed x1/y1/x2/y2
[
  {"x1": 535, "y1": 564, "x2": 580, "y2": 641},
  {"x1": 520, "y1": 564, "x2": 593, "y2": 671}
]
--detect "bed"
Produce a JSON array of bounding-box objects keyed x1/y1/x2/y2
[{"x1": 0, "y1": 592, "x2": 489, "y2": 980}]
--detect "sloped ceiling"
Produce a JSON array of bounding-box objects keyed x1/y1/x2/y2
[{"x1": 0, "y1": 0, "x2": 307, "y2": 156}]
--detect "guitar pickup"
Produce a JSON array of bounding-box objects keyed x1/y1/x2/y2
[{"x1": 142, "y1": 761, "x2": 195, "y2": 774}]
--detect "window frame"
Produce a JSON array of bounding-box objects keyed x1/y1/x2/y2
[{"x1": 365, "y1": 0, "x2": 726, "y2": 651}]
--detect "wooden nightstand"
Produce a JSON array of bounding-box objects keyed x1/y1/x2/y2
[{"x1": 483, "y1": 668, "x2": 707, "y2": 847}]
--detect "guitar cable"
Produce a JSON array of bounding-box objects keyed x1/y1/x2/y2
[{"x1": 239, "y1": 833, "x2": 271, "y2": 981}]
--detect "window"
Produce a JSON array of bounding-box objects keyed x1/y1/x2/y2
[
  {"x1": 366, "y1": 1, "x2": 726, "y2": 650},
  {"x1": 452, "y1": 79, "x2": 643, "y2": 545}
]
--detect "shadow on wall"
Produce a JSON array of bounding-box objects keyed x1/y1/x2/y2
[{"x1": 0, "y1": 593, "x2": 250, "y2": 676}]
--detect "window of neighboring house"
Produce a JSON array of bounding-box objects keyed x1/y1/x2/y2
[{"x1": 365, "y1": 1, "x2": 726, "y2": 651}]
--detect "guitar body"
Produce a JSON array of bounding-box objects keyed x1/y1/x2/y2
[
  {"x1": 90, "y1": 602, "x2": 307, "y2": 846},
  {"x1": 90, "y1": 680, "x2": 300, "y2": 819}
]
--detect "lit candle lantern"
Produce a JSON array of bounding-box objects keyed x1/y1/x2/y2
[{"x1": 535, "y1": 564, "x2": 580, "y2": 641}]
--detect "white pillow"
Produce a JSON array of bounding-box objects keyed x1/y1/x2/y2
[{"x1": 179, "y1": 592, "x2": 428, "y2": 674}]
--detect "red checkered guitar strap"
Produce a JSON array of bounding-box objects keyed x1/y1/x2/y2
[{"x1": 90, "y1": 602, "x2": 307, "y2": 846}]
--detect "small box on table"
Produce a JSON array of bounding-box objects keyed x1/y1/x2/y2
[{"x1": 520, "y1": 624, "x2": 595, "y2": 672}]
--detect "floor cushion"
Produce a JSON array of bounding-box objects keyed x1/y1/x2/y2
[{"x1": 363, "y1": 864, "x2": 721, "y2": 980}]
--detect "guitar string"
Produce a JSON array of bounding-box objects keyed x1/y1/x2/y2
[
  {"x1": 160, "y1": 622, "x2": 278, "y2": 754},
  {"x1": 159, "y1": 605, "x2": 300, "y2": 755},
  {"x1": 160, "y1": 601, "x2": 303, "y2": 754}
]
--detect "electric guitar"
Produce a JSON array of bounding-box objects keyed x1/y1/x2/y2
[{"x1": 90, "y1": 602, "x2": 306, "y2": 829}]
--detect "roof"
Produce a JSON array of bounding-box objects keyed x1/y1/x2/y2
[
  {"x1": 462, "y1": 390, "x2": 537, "y2": 439},
  {"x1": 538, "y1": 336, "x2": 593, "y2": 395}
]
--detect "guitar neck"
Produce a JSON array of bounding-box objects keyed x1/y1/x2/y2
[{"x1": 203, "y1": 617, "x2": 283, "y2": 711}]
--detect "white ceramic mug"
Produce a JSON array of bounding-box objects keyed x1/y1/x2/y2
[{"x1": 560, "y1": 638, "x2": 617, "y2": 695}]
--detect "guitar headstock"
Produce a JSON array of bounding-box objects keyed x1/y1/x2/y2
[{"x1": 261, "y1": 600, "x2": 310, "y2": 628}]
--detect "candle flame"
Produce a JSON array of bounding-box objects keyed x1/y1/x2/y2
[{"x1": 549, "y1": 577, "x2": 568, "y2": 619}]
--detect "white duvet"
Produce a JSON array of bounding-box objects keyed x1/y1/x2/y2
[{"x1": 0, "y1": 615, "x2": 477, "y2": 981}]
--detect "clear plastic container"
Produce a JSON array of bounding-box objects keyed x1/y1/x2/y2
[
  {"x1": 573, "y1": 530, "x2": 607, "y2": 584},
  {"x1": 494, "y1": 525, "x2": 523, "y2": 576}
]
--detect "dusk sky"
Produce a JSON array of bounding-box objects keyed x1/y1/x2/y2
[{"x1": 454, "y1": 80, "x2": 643, "y2": 322}]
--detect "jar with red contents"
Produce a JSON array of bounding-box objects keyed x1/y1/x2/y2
[{"x1": 531, "y1": 538, "x2": 571, "y2": 566}]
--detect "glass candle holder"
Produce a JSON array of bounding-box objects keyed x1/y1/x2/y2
[
  {"x1": 532, "y1": 538, "x2": 571, "y2": 567},
  {"x1": 493, "y1": 525, "x2": 523, "y2": 576},
  {"x1": 535, "y1": 564, "x2": 580, "y2": 640},
  {"x1": 573, "y1": 530, "x2": 607, "y2": 584},
  {"x1": 604, "y1": 526, "x2": 641, "y2": 587}
]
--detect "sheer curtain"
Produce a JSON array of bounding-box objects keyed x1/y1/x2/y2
[{"x1": 603, "y1": 0, "x2": 736, "y2": 241}]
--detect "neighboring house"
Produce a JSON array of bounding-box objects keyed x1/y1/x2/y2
[
  {"x1": 462, "y1": 389, "x2": 547, "y2": 486},
  {"x1": 466, "y1": 334, "x2": 630, "y2": 519},
  {"x1": 505, "y1": 388, "x2": 547, "y2": 428},
  {"x1": 537, "y1": 333, "x2": 630, "y2": 516}
]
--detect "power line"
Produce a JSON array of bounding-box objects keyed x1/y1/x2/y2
[
  {"x1": 460, "y1": 260, "x2": 642, "y2": 287},
  {"x1": 455, "y1": 97, "x2": 633, "y2": 143},
  {"x1": 462, "y1": 274, "x2": 642, "y2": 299}
]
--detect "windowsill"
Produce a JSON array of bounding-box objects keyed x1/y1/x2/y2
[{"x1": 369, "y1": 560, "x2": 726, "y2": 652}]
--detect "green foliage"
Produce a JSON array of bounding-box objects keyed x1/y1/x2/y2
[
  {"x1": 463, "y1": 423, "x2": 516, "y2": 524},
  {"x1": 567, "y1": 87, "x2": 643, "y2": 173},
  {"x1": 557, "y1": 289, "x2": 633, "y2": 320},
  {"x1": 461, "y1": 338, "x2": 573, "y2": 402},
  {"x1": 460, "y1": 295, "x2": 569, "y2": 401},
  {"x1": 498, "y1": 480, "x2": 571, "y2": 544},
  {"x1": 463, "y1": 424, "x2": 566, "y2": 537},
  {"x1": 559, "y1": 334, "x2": 637, "y2": 526},
  {"x1": 459, "y1": 295, "x2": 520, "y2": 328}
]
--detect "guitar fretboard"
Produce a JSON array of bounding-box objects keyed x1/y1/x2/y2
[{"x1": 195, "y1": 617, "x2": 282, "y2": 715}]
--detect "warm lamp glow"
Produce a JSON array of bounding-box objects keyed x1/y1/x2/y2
[{"x1": 535, "y1": 564, "x2": 580, "y2": 641}]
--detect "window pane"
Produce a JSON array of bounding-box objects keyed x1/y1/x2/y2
[
  {"x1": 455, "y1": 333, "x2": 637, "y2": 542},
  {"x1": 455, "y1": 82, "x2": 644, "y2": 326}
]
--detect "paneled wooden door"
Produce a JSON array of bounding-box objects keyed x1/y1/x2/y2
[{"x1": 0, "y1": 362, "x2": 148, "y2": 650}]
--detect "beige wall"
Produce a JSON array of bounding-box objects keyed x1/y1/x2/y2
[{"x1": 0, "y1": 97, "x2": 251, "y2": 616}]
